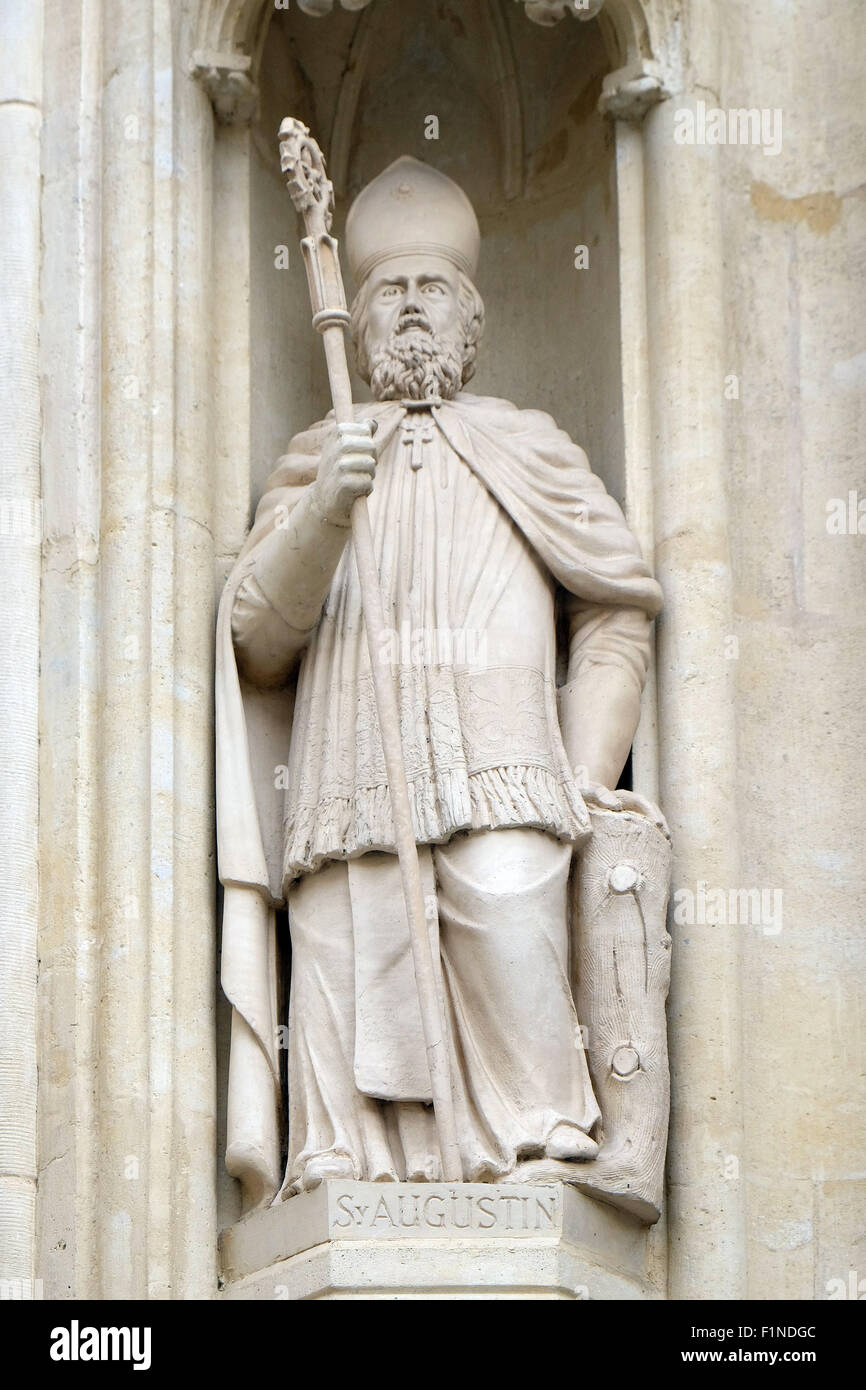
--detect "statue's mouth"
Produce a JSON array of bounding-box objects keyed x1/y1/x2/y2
[{"x1": 396, "y1": 313, "x2": 432, "y2": 335}]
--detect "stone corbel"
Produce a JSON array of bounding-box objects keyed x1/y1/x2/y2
[
  {"x1": 191, "y1": 49, "x2": 259, "y2": 124},
  {"x1": 521, "y1": 0, "x2": 604, "y2": 23},
  {"x1": 599, "y1": 59, "x2": 667, "y2": 122}
]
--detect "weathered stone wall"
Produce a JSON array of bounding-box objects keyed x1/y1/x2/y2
[{"x1": 721, "y1": 0, "x2": 866, "y2": 1300}]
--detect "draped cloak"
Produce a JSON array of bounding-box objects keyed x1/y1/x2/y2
[{"x1": 216, "y1": 392, "x2": 663, "y2": 1206}]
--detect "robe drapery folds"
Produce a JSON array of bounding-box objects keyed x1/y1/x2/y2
[{"x1": 216, "y1": 393, "x2": 663, "y2": 1205}]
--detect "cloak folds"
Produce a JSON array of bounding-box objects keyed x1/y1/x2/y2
[{"x1": 216, "y1": 393, "x2": 662, "y2": 1208}]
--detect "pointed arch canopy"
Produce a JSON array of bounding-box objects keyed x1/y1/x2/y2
[{"x1": 188, "y1": 0, "x2": 670, "y2": 126}]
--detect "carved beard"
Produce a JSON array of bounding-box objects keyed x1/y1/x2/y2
[{"x1": 368, "y1": 326, "x2": 465, "y2": 402}]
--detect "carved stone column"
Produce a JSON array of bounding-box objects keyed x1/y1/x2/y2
[
  {"x1": 36, "y1": 0, "x2": 220, "y2": 1299},
  {"x1": 0, "y1": 0, "x2": 43, "y2": 1291},
  {"x1": 600, "y1": 63, "x2": 667, "y2": 803},
  {"x1": 640, "y1": 0, "x2": 747, "y2": 1300}
]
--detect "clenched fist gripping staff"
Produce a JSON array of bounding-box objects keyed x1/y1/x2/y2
[{"x1": 277, "y1": 117, "x2": 462, "y2": 1181}]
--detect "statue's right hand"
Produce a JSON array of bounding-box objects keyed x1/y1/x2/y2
[{"x1": 311, "y1": 418, "x2": 378, "y2": 527}]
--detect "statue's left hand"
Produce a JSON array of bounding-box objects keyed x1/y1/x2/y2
[
  {"x1": 615, "y1": 790, "x2": 670, "y2": 838},
  {"x1": 580, "y1": 780, "x2": 669, "y2": 838}
]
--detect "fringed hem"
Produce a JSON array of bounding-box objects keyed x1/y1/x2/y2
[{"x1": 283, "y1": 762, "x2": 590, "y2": 882}]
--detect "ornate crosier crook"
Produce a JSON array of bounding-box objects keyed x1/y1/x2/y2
[{"x1": 277, "y1": 117, "x2": 462, "y2": 1182}]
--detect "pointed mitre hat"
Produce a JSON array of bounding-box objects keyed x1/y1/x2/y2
[{"x1": 346, "y1": 156, "x2": 481, "y2": 287}]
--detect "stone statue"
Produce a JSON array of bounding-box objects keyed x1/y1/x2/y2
[{"x1": 216, "y1": 154, "x2": 672, "y2": 1226}]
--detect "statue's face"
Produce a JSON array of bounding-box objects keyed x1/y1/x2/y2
[
  {"x1": 364, "y1": 254, "x2": 462, "y2": 355},
  {"x1": 353, "y1": 252, "x2": 481, "y2": 402}
]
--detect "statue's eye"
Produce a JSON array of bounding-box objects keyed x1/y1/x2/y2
[
  {"x1": 380, "y1": 285, "x2": 401, "y2": 298},
  {"x1": 423, "y1": 283, "x2": 446, "y2": 296}
]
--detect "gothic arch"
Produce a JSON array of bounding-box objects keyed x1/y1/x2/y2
[{"x1": 188, "y1": 0, "x2": 672, "y2": 127}]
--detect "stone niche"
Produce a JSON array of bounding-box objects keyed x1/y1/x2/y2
[
  {"x1": 246, "y1": 0, "x2": 626, "y2": 509},
  {"x1": 216, "y1": 0, "x2": 665, "y2": 1301}
]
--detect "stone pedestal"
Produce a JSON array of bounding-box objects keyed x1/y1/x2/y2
[{"x1": 219, "y1": 1181, "x2": 658, "y2": 1300}]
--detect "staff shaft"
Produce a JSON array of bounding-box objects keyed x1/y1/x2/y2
[
  {"x1": 301, "y1": 250, "x2": 462, "y2": 1180},
  {"x1": 321, "y1": 323, "x2": 461, "y2": 1179},
  {"x1": 279, "y1": 116, "x2": 461, "y2": 1180}
]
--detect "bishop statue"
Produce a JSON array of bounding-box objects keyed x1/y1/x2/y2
[{"x1": 216, "y1": 156, "x2": 671, "y2": 1222}]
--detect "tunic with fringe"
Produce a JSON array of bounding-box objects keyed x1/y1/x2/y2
[{"x1": 230, "y1": 396, "x2": 658, "y2": 887}]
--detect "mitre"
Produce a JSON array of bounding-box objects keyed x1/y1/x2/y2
[{"x1": 346, "y1": 156, "x2": 481, "y2": 287}]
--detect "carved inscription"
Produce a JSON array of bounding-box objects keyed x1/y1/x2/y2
[{"x1": 327, "y1": 1183, "x2": 562, "y2": 1240}]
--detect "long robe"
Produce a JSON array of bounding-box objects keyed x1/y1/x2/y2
[{"x1": 216, "y1": 392, "x2": 663, "y2": 1206}]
